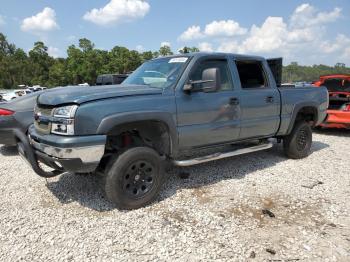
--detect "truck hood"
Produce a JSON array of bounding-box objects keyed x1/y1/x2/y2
[{"x1": 37, "y1": 85, "x2": 163, "y2": 106}]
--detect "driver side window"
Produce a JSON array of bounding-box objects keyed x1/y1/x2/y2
[{"x1": 189, "y1": 59, "x2": 233, "y2": 91}]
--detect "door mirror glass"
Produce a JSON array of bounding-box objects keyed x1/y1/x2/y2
[
  {"x1": 201, "y1": 68, "x2": 221, "y2": 92},
  {"x1": 184, "y1": 67, "x2": 221, "y2": 92}
]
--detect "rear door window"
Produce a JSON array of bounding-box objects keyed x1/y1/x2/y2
[{"x1": 235, "y1": 60, "x2": 268, "y2": 89}]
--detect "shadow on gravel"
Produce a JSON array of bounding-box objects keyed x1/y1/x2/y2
[
  {"x1": 0, "y1": 145, "x2": 18, "y2": 156},
  {"x1": 314, "y1": 128, "x2": 350, "y2": 137},
  {"x1": 44, "y1": 141, "x2": 329, "y2": 212},
  {"x1": 157, "y1": 141, "x2": 329, "y2": 204},
  {"x1": 46, "y1": 173, "x2": 116, "y2": 212}
]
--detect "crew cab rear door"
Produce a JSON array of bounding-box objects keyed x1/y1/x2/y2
[{"x1": 234, "y1": 58, "x2": 281, "y2": 139}]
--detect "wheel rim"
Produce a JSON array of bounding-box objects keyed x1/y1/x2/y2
[
  {"x1": 296, "y1": 127, "x2": 309, "y2": 151},
  {"x1": 122, "y1": 160, "x2": 155, "y2": 199}
]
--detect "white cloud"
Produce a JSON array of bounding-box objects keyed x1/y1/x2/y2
[
  {"x1": 290, "y1": 4, "x2": 341, "y2": 29},
  {"x1": 217, "y1": 41, "x2": 241, "y2": 53},
  {"x1": 242, "y1": 17, "x2": 288, "y2": 53},
  {"x1": 21, "y1": 7, "x2": 59, "y2": 33},
  {"x1": 160, "y1": 41, "x2": 171, "y2": 47},
  {"x1": 83, "y1": 0, "x2": 150, "y2": 26},
  {"x1": 178, "y1": 25, "x2": 203, "y2": 41},
  {"x1": 48, "y1": 46, "x2": 60, "y2": 58},
  {"x1": 204, "y1": 20, "x2": 247, "y2": 37},
  {"x1": 344, "y1": 47, "x2": 350, "y2": 60},
  {"x1": 320, "y1": 34, "x2": 350, "y2": 54},
  {"x1": 0, "y1": 15, "x2": 6, "y2": 26},
  {"x1": 179, "y1": 3, "x2": 348, "y2": 65},
  {"x1": 198, "y1": 42, "x2": 213, "y2": 52},
  {"x1": 136, "y1": 44, "x2": 145, "y2": 52},
  {"x1": 179, "y1": 20, "x2": 246, "y2": 41}
]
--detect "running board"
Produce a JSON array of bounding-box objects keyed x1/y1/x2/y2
[{"x1": 173, "y1": 141, "x2": 273, "y2": 167}]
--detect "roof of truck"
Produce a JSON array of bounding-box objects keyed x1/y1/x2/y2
[{"x1": 154, "y1": 52, "x2": 265, "y2": 61}]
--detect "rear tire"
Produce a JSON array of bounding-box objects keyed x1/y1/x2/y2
[
  {"x1": 105, "y1": 147, "x2": 165, "y2": 210},
  {"x1": 283, "y1": 121, "x2": 312, "y2": 159}
]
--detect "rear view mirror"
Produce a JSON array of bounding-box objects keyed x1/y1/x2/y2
[{"x1": 183, "y1": 67, "x2": 221, "y2": 92}]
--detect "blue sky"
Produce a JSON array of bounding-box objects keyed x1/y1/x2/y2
[{"x1": 0, "y1": 0, "x2": 349, "y2": 65}]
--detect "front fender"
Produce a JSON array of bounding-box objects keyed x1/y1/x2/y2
[{"x1": 96, "y1": 111, "x2": 179, "y2": 156}]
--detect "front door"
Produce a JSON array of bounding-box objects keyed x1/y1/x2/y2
[{"x1": 176, "y1": 58, "x2": 241, "y2": 149}]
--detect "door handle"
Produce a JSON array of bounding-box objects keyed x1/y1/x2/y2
[
  {"x1": 229, "y1": 97, "x2": 239, "y2": 105},
  {"x1": 266, "y1": 96, "x2": 274, "y2": 103}
]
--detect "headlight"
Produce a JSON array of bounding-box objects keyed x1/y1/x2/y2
[
  {"x1": 51, "y1": 105, "x2": 78, "y2": 135},
  {"x1": 53, "y1": 105, "x2": 78, "y2": 118}
]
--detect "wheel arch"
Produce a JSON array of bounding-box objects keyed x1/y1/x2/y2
[
  {"x1": 97, "y1": 111, "x2": 178, "y2": 157},
  {"x1": 286, "y1": 103, "x2": 319, "y2": 135}
]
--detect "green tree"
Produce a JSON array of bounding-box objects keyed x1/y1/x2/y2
[
  {"x1": 141, "y1": 51, "x2": 154, "y2": 62},
  {"x1": 28, "y1": 41, "x2": 54, "y2": 86},
  {"x1": 79, "y1": 38, "x2": 94, "y2": 52},
  {"x1": 159, "y1": 45, "x2": 173, "y2": 56},
  {"x1": 179, "y1": 46, "x2": 199, "y2": 54},
  {"x1": 1, "y1": 33, "x2": 349, "y2": 89}
]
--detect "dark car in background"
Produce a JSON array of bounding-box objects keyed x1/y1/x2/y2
[
  {"x1": 0, "y1": 92, "x2": 41, "y2": 146},
  {"x1": 96, "y1": 74, "x2": 128, "y2": 85},
  {"x1": 0, "y1": 74, "x2": 129, "y2": 146}
]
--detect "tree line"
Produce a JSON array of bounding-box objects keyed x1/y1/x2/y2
[{"x1": 0, "y1": 32, "x2": 349, "y2": 89}]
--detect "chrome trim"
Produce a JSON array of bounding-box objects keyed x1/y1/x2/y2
[
  {"x1": 173, "y1": 142, "x2": 273, "y2": 167},
  {"x1": 30, "y1": 137, "x2": 105, "y2": 163}
]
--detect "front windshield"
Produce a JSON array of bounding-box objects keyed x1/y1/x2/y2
[{"x1": 123, "y1": 57, "x2": 189, "y2": 89}]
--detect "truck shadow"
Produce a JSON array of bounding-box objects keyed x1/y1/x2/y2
[
  {"x1": 314, "y1": 128, "x2": 350, "y2": 137},
  {"x1": 0, "y1": 145, "x2": 18, "y2": 156},
  {"x1": 45, "y1": 141, "x2": 329, "y2": 212}
]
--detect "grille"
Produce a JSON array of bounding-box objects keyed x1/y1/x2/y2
[{"x1": 34, "y1": 106, "x2": 53, "y2": 134}]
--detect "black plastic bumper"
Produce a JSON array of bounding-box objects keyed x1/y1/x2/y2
[
  {"x1": 15, "y1": 126, "x2": 107, "y2": 177},
  {"x1": 15, "y1": 129, "x2": 63, "y2": 178}
]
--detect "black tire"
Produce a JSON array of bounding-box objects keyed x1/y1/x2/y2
[
  {"x1": 105, "y1": 147, "x2": 165, "y2": 210},
  {"x1": 283, "y1": 121, "x2": 312, "y2": 159}
]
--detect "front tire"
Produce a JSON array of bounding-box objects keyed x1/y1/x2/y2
[
  {"x1": 283, "y1": 121, "x2": 312, "y2": 159},
  {"x1": 105, "y1": 147, "x2": 165, "y2": 210}
]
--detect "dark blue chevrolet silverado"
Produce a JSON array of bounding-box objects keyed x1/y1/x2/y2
[{"x1": 17, "y1": 53, "x2": 328, "y2": 209}]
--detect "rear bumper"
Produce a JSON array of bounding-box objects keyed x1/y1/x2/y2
[
  {"x1": 320, "y1": 110, "x2": 350, "y2": 129},
  {"x1": 0, "y1": 129, "x2": 17, "y2": 145},
  {"x1": 17, "y1": 125, "x2": 107, "y2": 176}
]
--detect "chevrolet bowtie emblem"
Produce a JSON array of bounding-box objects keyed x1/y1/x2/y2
[{"x1": 34, "y1": 112, "x2": 42, "y2": 122}]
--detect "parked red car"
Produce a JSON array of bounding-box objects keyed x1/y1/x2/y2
[{"x1": 313, "y1": 74, "x2": 350, "y2": 129}]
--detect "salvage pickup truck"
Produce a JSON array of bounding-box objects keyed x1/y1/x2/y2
[{"x1": 16, "y1": 53, "x2": 328, "y2": 209}]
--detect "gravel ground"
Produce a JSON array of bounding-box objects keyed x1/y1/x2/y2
[{"x1": 0, "y1": 129, "x2": 349, "y2": 261}]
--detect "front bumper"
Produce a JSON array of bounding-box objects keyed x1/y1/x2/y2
[
  {"x1": 320, "y1": 110, "x2": 350, "y2": 129},
  {"x1": 23, "y1": 125, "x2": 107, "y2": 175}
]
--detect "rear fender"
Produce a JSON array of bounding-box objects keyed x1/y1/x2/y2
[{"x1": 286, "y1": 102, "x2": 319, "y2": 134}]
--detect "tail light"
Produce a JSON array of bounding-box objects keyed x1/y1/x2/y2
[
  {"x1": 0, "y1": 108, "x2": 14, "y2": 116},
  {"x1": 341, "y1": 104, "x2": 350, "y2": 111}
]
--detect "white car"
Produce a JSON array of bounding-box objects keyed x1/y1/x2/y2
[
  {"x1": 1, "y1": 89, "x2": 31, "y2": 101},
  {"x1": 2, "y1": 91, "x2": 18, "y2": 101}
]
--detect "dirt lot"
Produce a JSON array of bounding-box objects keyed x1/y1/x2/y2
[{"x1": 0, "y1": 129, "x2": 349, "y2": 261}]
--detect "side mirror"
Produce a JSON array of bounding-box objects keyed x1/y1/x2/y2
[
  {"x1": 202, "y1": 68, "x2": 221, "y2": 92},
  {"x1": 183, "y1": 67, "x2": 221, "y2": 92}
]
